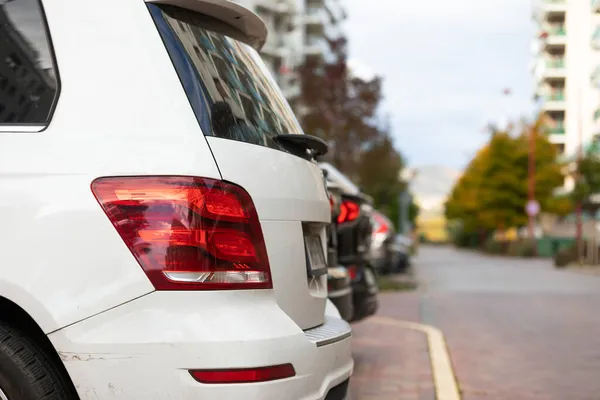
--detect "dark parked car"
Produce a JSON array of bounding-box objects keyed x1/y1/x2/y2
[
  {"x1": 324, "y1": 177, "x2": 354, "y2": 321},
  {"x1": 321, "y1": 163, "x2": 379, "y2": 322}
]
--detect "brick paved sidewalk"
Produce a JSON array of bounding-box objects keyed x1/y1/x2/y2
[{"x1": 350, "y1": 316, "x2": 435, "y2": 400}]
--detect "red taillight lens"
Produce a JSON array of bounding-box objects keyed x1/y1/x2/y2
[
  {"x1": 190, "y1": 364, "x2": 296, "y2": 384},
  {"x1": 374, "y1": 213, "x2": 389, "y2": 234},
  {"x1": 347, "y1": 265, "x2": 357, "y2": 280},
  {"x1": 337, "y1": 200, "x2": 360, "y2": 224},
  {"x1": 91, "y1": 176, "x2": 271, "y2": 290}
]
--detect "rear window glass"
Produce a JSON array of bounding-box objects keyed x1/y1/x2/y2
[
  {"x1": 0, "y1": 0, "x2": 59, "y2": 125},
  {"x1": 149, "y1": 4, "x2": 303, "y2": 149}
]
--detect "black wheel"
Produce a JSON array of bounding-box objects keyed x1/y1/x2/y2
[{"x1": 0, "y1": 322, "x2": 76, "y2": 400}]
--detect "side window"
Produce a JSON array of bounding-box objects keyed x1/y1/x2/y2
[{"x1": 0, "y1": 0, "x2": 59, "y2": 126}]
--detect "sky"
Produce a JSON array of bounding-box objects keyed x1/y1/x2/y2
[{"x1": 345, "y1": 0, "x2": 536, "y2": 171}]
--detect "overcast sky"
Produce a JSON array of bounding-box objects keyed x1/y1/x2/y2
[{"x1": 345, "y1": 0, "x2": 536, "y2": 170}]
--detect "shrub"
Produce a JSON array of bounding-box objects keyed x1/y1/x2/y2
[
  {"x1": 483, "y1": 237, "x2": 508, "y2": 255},
  {"x1": 506, "y1": 239, "x2": 538, "y2": 258},
  {"x1": 519, "y1": 239, "x2": 537, "y2": 258},
  {"x1": 506, "y1": 240, "x2": 520, "y2": 257},
  {"x1": 554, "y1": 247, "x2": 573, "y2": 268}
]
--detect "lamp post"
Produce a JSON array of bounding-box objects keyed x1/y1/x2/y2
[
  {"x1": 575, "y1": 82, "x2": 584, "y2": 264},
  {"x1": 528, "y1": 124, "x2": 537, "y2": 241}
]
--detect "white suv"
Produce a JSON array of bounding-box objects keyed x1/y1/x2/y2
[{"x1": 0, "y1": 0, "x2": 353, "y2": 398}]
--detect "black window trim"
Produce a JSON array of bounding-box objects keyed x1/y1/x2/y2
[{"x1": 0, "y1": 0, "x2": 61, "y2": 132}]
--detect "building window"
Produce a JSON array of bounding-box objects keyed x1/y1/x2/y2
[{"x1": 0, "y1": 0, "x2": 59, "y2": 125}]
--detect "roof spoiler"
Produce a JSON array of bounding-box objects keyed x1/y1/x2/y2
[
  {"x1": 343, "y1": 192, "x2": 373, "y2": 206},
  {"x1": 147, "y1": 0, "x2": 268, "y2": 50}
]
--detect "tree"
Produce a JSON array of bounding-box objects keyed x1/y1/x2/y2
[
  {"x1": 445, "y1": 144, "x2": 490, "y2": 233},
  {"x1": 298, "y1": 59, "x2": 386, "y2": 180},
  {"x1": 297, "y1": 35, "x2": 413, "y2": 225},
  {"x1": 572, "y1": 155, "x2": 600, "y2": 204},
  {"x1": 445, "y1": 118, "x2": 566, "y2": 237}
]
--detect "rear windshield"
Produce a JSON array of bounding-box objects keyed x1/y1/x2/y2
[{"x1": 148, "y1": 4, "x2": 303, "y2": 149}]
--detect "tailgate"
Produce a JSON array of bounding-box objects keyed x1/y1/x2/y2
[
  {"x1": 207, "y1": 137, "x2": 329, "y2": 329},
  {"x1": 148, "y1": 3, "x2": 330, "y2": 329}
]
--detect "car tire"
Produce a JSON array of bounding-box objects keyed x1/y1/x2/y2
[{"x1": 0, "y1": 322, "x2": 76, "y2": 400}]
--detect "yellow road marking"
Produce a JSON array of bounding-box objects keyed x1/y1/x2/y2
[{"x1": 370, "y1": 316, "x2": 461, "y2": 400}]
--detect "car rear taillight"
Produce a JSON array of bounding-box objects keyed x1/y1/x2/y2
[
  {"x1": 337, "y1": 200, "x2": 360, "y2": 224},
  {"x1": 190, "y1": 364, "x2": 295, "y2": 384},
  {"x1": 91, "y1": 176, "x2": 271, "y2": 290},
  {"x1": 374, "y1": 213, "x2": 389, "y2": 234},
  {"x1": 347, "y1": 265, "x2": 357, "y2": 281}
]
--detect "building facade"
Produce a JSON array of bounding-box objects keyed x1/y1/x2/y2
[
  {"x1": 531, "y1": 0, "x2": 600, "y2": 158},
  {"x1": 233, "y1": 0, "x2": 346, "y2": 105}
]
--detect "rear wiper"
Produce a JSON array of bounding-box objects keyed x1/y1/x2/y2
[{"x1": 273, "y1": 134, "x2": 328, "y2": 159}]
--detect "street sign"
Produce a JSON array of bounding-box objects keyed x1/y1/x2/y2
[{"x1": 525, "y1": 200, "x2": 540, "y2": 216}]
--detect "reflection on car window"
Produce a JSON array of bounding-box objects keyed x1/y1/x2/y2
[
  {"x1": 0, "y1": 0, "x2": 59, "y2": 125},
  {"x1": 150, "y1": 4, "x2": 303, "y2": 149}
]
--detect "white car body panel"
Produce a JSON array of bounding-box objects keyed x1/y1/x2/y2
[
  {"x1": 0, "y1": 0, "x2": 353, "y2": 397},
  {"x1": 50, "y1": 291, "x2": 353, "y2": 399},
  {"x1": 207, "y1": 137, "x2": 330, "y2": 330},
  {"x1": 0, "y1": 0, "x2": 221, "y2": 332}
]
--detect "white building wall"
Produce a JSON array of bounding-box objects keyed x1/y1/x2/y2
[
  {"x1": 563, "y1": 0, "x2": 595, "y2": 156},
  {"x1": 532, "y1": 0, "x2": 600, "y2": 157}
]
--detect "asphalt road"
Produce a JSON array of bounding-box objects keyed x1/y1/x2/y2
[
  {"x1": 417, "y1": 246, "x2": 600, "y2": 400},
  {"x1": 351, "y1": 246, "x2": 600, "y2": 400}
]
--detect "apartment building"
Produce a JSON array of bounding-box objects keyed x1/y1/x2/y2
[
  {"x1": 532, "y1": 0, "x2": 600, "y2": 158},
  {"x1": 233, "y1": 0, "x2": 346, "y2": 105}
]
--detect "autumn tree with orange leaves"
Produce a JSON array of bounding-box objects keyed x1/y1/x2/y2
[{"x1": 445, "y1": 119, "x2": 569, "y2": 239}]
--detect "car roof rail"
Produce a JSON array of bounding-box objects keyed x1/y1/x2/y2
[{"x1": 147, "y1": 0, "x2": 268, "y2": 50}]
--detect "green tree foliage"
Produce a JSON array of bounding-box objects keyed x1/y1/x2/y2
[
  {"x1": 445, "y1": 119, "x2": 567, "y2": 234},
  {"x1": 572, "y1": 155, "x2": 600, "y2": 203}
]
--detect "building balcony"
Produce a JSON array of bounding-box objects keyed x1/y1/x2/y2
[
  {"x1": 255, "y1": 0, "x2": 293, "y2": 15},
  {"x1": 261, "y1": 34, "x2": 286, "y2": 59},
  {"x1": 546, "y1": 125, "x2": 566, "y2": 135},
  {"x1": 545, "y1": 58, "x2": 565, "y2": 68},
  {"x1": 540, "y1": 25, "x2": 566, "y2": 48},
  {"x1": 538, "y1": 0, "x2": 566, "y2": 20},
  {"x1": 546, "y1": 129, "x2": 566, "y2": 151},
  {"x1": 306, "y1": 0, "x2": 324, "y2": 7},
  {"x1": 280, "y1": 77, "x2": 301, "y2": 100},
  {"x1": 304, "y1": 35, "x2": 330, "y2": 59},
  {"x1": 304, "y1": 7, "x2": 326, "y2": 34},
  {"x1": 541, "y1": 92, "x2": 566, "y2": 111},
  {"x1": 304, "y1": 43, "x2": 325, "y2": 57},
  {"x1": 592, "y1": 66, "x2": 600, "y2": 87},
  {"x1": 542, "y1": 58, "x2": 566, "y2": 79},
  {"x1": 593, "y1": 27, "x2": 600, "y2": 49}
]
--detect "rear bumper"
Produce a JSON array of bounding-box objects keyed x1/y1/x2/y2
[{"x1": 48, "y1": 291, "x2": 353, "y2": 400}]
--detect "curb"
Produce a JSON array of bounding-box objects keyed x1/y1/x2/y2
[{"x1": 370, "y1": 316, "x2": 461, "y2": 400}]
